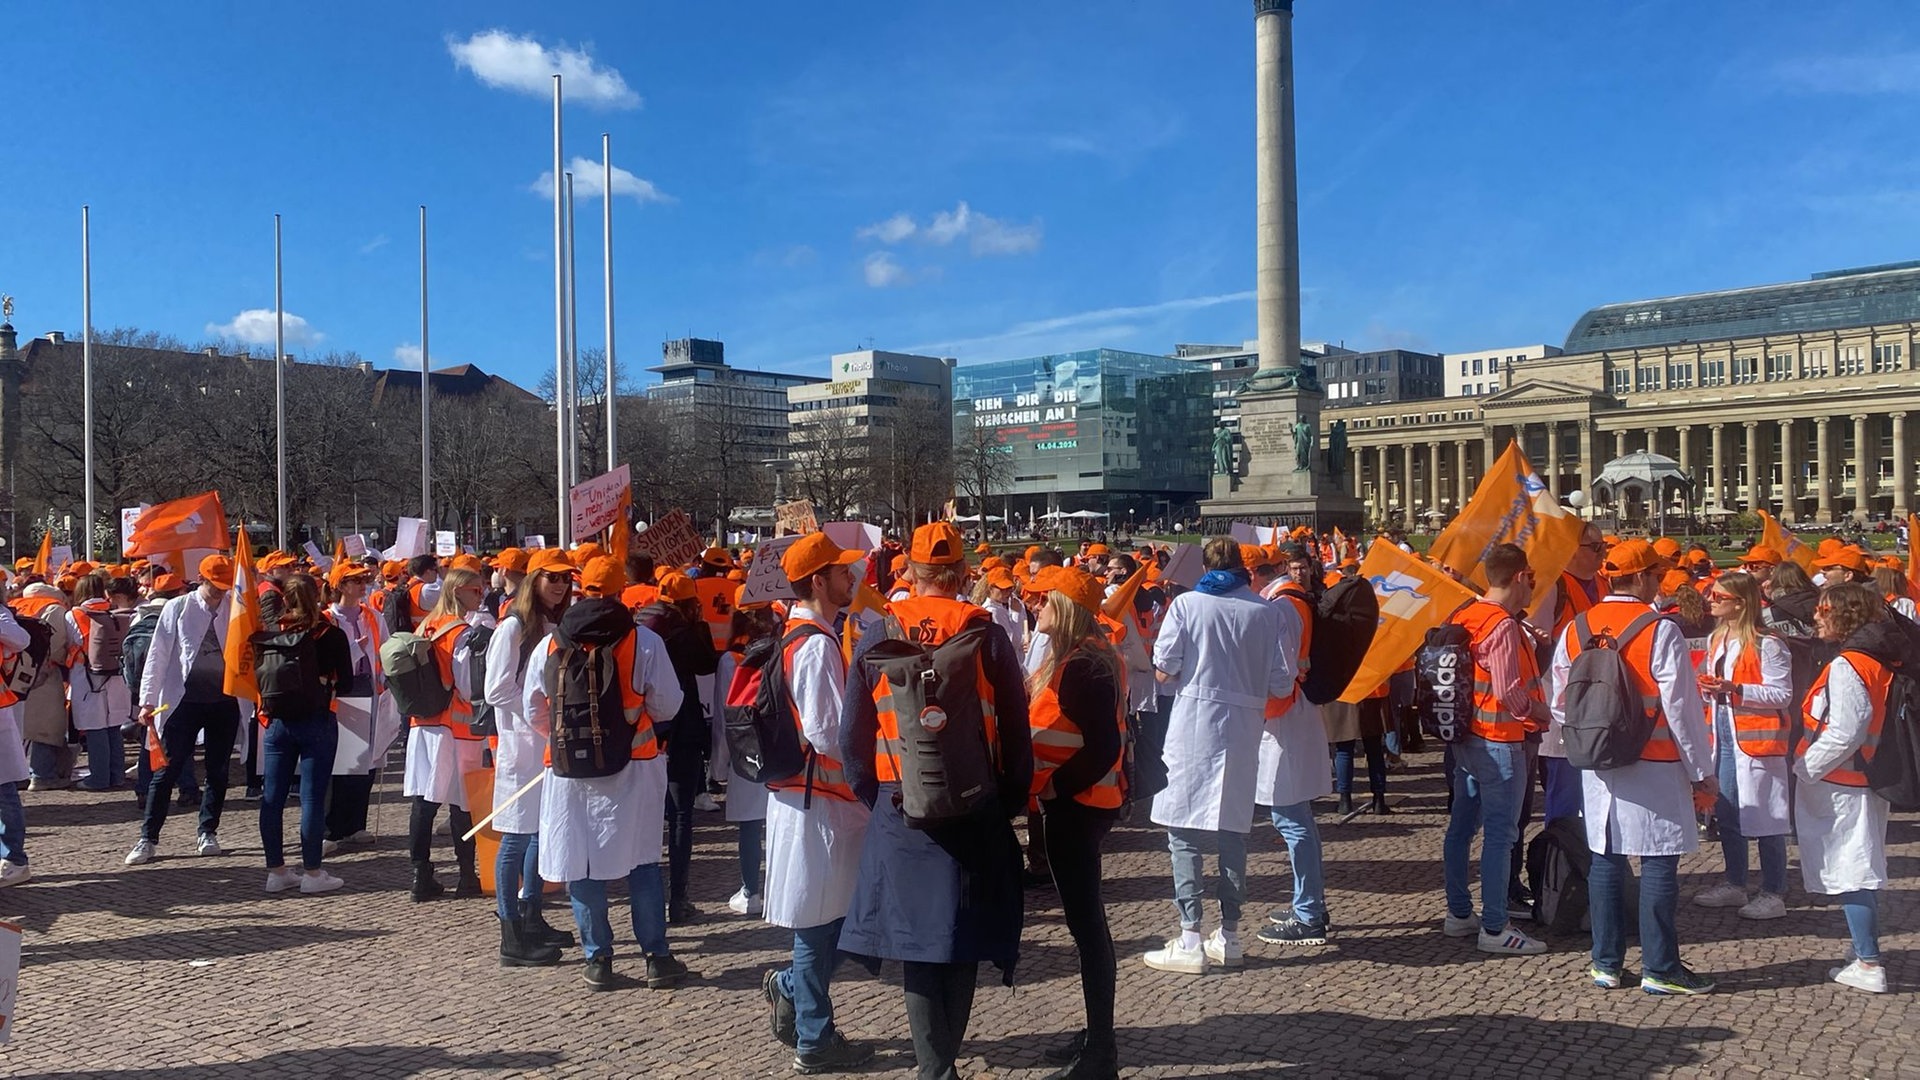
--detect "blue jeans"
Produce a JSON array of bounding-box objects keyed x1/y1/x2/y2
[
  {"x1": 1539, "y1": 755, "x2": 1582, "y2": 826},
  {"x1": 1334, "y1": 738, "x2": 1386, "y2": 798},
  {"x1": 738, "y1": 818, "x2": 764, "y2": 894},
  {"x1": 1713, "y1": 709, "x2": 1787, "y2": 894},
  {"x1": 0, "y1": 780, "x2": 25, "y2": 865},
  {"x1": 1268, "y1": 801, "x2": 1326, "y2": 924},
  {"x1": 777, "y1": 918, "x2": 846, "y2": 1053},
  {"x1": 81, "y1": 727, "x2": 124, "y2": 789},
  {"x1": 259, "y1": 716, "x2": 336, "y2": 870},
  {"x1": 1167, "y1": 826, "x2": 1246, "y2": 930},
  {"x1": 495, "y1": 832, "x2": 544, "y2": 922},
  {"x1": 568, "y1": 863, "x2": 670, "y2": 961},
  {"x1": 1443, "y1": 735, "x2": 1523, "y2": 932},
  {"x1": 1386, "y1": 670, "x2": 1416, "y2": 757},
  {"x1": 1590, "y1": 851, "x2": 1680, "y2": 977},
  {"x1": 28, "y1": 741, "x2": 72, "y2": 782},
  {"x1": 1839, "y1": 889, "x2": 1880, "y2": 962}
]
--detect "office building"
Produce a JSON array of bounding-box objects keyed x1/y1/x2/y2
[
  {"x1": 1442, "y1": 344, "x2": 1561, "y2": 398},
  {"x1": 646, "y1": 337, "x2": 823, "y2": 466}
]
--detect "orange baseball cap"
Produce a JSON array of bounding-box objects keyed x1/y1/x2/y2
[
  {"x1": 1240, "y1": 544, "x2": 1274, "y2": 570},
  {"x1": 198, "y1": 554, "x2": 236, "y2": 589},
  {"x1": 1816, "y1": 546, "x2": 1870, "y2": 574},
  {"x1": 570, "y1": 542, "x2": 607, "y2": 568},
  {"x1": 783, "y1": 533, "x2": 861, "y2": 582},
  {"x1": 151, "y1": 572, "x2": 186, "y2": 594},
  {"x1": 1601, "y1": 539, "x2": 1661, "y2": 577},
  {"x1": 657, "y1": 572, "x2": 698, "y2": 603},
  {"x1": 1651, "y1": 537, "x2": 1681, "y2": 560},
  {"x1": 258, "y1": 551, "x2": 296, "y2": 571},
  {"x1": 975, "y1": 543, "x2": 992, "y2": 555},
  {"x1": 490, "y1": 547, "x2": 528, "y2": 574},
  {"x1": 889, "y1": 553, "x2": 909, "y2": 573},
  {"x1": 1738, "y1": 545, "x2": 1782, "y2": 567},
  {"x1": 985, "y1": 568, "x2": 1016, "y2": 591},
  {"x1": 580, "y1": 556, "x2": 626, "y2": 597},
  {"x1": 1087, "y1": 543, "x2": 1110, "y2": 557},
  {"x1": 700, "y1": 546, "x2": 734, "y2": 568},
  {"x1": 450, "y1": 553, "x2": 487, "y2": 574},
  {"x1": 525, "y1": 548, "x2": 578, "y2": 578},
  {"x1": 909, "y1": 522, "x2": 966, "y2": 565},
  {"x1": 1023, "y1": 545, "x2": 1042, "y2": 560},
  {"x1": 1043, "y1": 566, "x2": 1106, "y2": 616},
  {"x1": 328, "y1": 561, "x2": 374, "y2": 590},
  {"x1": 1659, "y1": 568, "x2": 1691, "y2": 595},
  {"x1": 980, "y1": 556, "x2": 1005, "y2": 572}
]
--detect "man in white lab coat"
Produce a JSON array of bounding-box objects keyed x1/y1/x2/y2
[
  {"x1": 1549, "y1": 539, "x2": 1717, "y2": 995},
  {"x1": 1144, "y1": 538, "x2": 1295, "y2": 975}
]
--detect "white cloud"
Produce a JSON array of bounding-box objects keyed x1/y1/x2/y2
[
  {"x1": 359, "y1": 234, "x2": 390, "y2": 255},
  {"x1": 394, "y1": 344, "x2": 422, "y2": 366},
  {"x1": 854, "y1": 201, "x2": 1041, "y2": 256},
  {"x1": 530, "y1": 156, "x2": 672, "y2": 204},
  {"x1": 447, "y1": 30, "x2": 640, "y2": 109},
  {"x1": 1769, "y1": 52, "x2": 1920, "y2": 95},
  {"x1": 907, "y1": 291, "x2": 1255, "y2": 357},
  {"x1": 205, "y1": 309, "x2": 323, "y2": 348},
  {"x1": 863, "y1": 252, "x2": 910, "y2": 288}
]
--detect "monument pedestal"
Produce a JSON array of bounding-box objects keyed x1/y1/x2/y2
[{"x1": 1200, "y1": 384, "x2": 1365, "y2": 529}]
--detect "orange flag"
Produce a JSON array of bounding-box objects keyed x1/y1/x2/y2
[
  {"x1": 126, "y1": 491, "x2": 228, "y2": 557},
  {"x1": 30, "y1": 532, "x2": 51, "y2": 577},
  {"x1": 1427, "y1": 440, "x2": 1581, "y2": 616},
  {"x1": 222, "y1": 529, "x2": 263, "y2": 705},
  {"x1": 332, "y1": 536, "x2": 347, "y2": 568},
  {"x1": 1909, "y1": 514, "x2": 1920, "y2": 597},
  {"x1": 608, "y1": 490, "x2": 633, "y2": 570},
  {"x1": 842, "y1": 580, "x2": 893, "y2": 666},
  {"x1": 1758, "y1": 510, "x2": 1816, "y2": 574},
  {"x1": 1100, "y1": 561, "x2": 1151, "y2": 622},
  {"x1": 1339, "y1": 539, "x2": 1479, "y2": 703}
]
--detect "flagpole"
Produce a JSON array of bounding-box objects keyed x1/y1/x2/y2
[
  {"x1": 419, "y1": 205, "x2": 431, "y2": 527},
  {"x1": 274, "y1": 213, "x2": 287, "y2": 553},
  {"x1": 565, "y1": 170, "x2": 581, "y2": 487},
  {"x1": 81, "y1": 205, "x2": 95, "y2": 561},
  {"x1": 602, "y1": 133, "x2": 618, "y2": 473},
  {"x1": 552, "y1": 74, "x2": 570, "y2": 546}
]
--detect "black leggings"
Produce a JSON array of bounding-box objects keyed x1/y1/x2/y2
[
  {"x1": 903, "y1": 960, "x2": 978, "y2": 1080},
  {"x1": 664, "y1": 722, "x2": 709, "y2": 903},
  {"x1": 408, "y1": 796, "x2": 475, "y2": 875},
  {"x1": 1041, "y1": 798, "x2": 1118, "y2": 1049},
  {"x1": 326, "y1": 773, "x2": 375, "y2": 841}
]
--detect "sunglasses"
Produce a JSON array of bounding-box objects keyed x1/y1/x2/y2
[
  {"x1": 1708, "y1": 591, "x2": 1736, "y2": 602},
  {"x1": 1815, "y1": 603, "x2": 1833, "y2": 615}
]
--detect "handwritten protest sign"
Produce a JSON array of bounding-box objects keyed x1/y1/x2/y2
[
  {"x1": 774, "y1": 499, "x2": 818, "y2": 537},
  {"x1": 120, "y1": 505, "x2": 150, "y2": 553},
  {"x1": 570, "y1": 465, "x2": 631, "y2": 540},
  {"x1": 737, "y1": 535, "x2": 802, "y2": 607},
  {"x1": 343, "y1": 533, "x2": 368, "y2": 558},
  {"x1": 632, "y1": 509, "x2": 701, "y2": 570},
  {"x1": 433, "y1": 531, "x2": 457, "y2": 557}
]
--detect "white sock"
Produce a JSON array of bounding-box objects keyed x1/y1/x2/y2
[{"x1": 1179, "y1": 929, "x2": 1201, "y2": 950}]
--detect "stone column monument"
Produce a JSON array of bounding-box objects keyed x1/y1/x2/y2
[{"x1": 1201, "y1": 0, "x2": 1363, "y2": 528}]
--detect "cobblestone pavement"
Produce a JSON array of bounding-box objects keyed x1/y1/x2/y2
[{"x1": 1, "y1": 752, "x2": 1915, "y2": 1079}]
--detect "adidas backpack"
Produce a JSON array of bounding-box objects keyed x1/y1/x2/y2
[
  {"x1": 723, "y1": 624, "x2": 825, "y2": 786},
  {"x1": 1560, "y1": 610, "x2": 1668, "y2": 771},
  {"x1": 1414, "y1": 601, "x2": 1477, "y2": 744}
]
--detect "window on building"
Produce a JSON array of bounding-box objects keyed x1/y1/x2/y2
[
  {"x1": 1701, "y1": 358, "x2": 1726, "y2": 387},
  {"x1": 1609, "y1": 367, "x2": 1630, "y2": 395},
  {"x1": 1766, "y1": 352, "x2": 1792, "y2": 381},
  {"x1": 1635, "y1": 364, "x2": 1660, "y2": 392},
  {"x1": 1459, "y1": 359, "x2": 1469, "y2": 376},
  {"x1": 1732, "y1": 356, "x2": 1759, "y2": 385},
  {"x1": 1801, "y1": 349, "x2": 1829, "y2": 379},
  {"x1": 1472, "y1": 358, "x2": 1483, "y2": 375},
  {"x1": 1488, "y1": 382, "x2": 1499, "y2": 393},
  {"x1": 1666, "y1": 362, "x2": 1692, "y2": 389},
  {"x1": 1840, "y1": 345, "x2": 1866, "y2": 375},
  {"x1": 1873, "y1": 344, "x2": 1904, "y2": 372}
]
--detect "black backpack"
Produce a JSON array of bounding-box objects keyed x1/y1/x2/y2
[
  {"x1": 254, "y1": 628, "x2": 331, "y2": 722},
  {"x1": 862, "y1": 617, "x2": 1002, "y2": 829},
  {"x1": 1560, "y1": 610, "x2": 1669, "y2": 771},
  {"x1": 1526, "y1": 815, "x2": 1640, "y2": 936},
  {"x1": 381, "y1": 584, "x2": 415, "y2": 637},
  {"x1": 2, "y1": 607, "x2": 55, "y2": 702},
  {"x1": 460, "y1": 623, "x2": 498, "y2": 738},
  {"x1": 723, "y1": 624, "x2": 825, "y2": 787},
  {"x1": 1302, "y1": 578, "x2": 1379, "y2": 705},
  {"x1": 544, "y1": 600, "x2": 642, "y2": 779},
  {"x1": 1414, "y1": 601, "x2": 1477, "y2": 744}
]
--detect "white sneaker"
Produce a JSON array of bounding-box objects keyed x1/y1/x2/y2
[
  {"x1": 1477, "y1": 925, "x2": 1548, "y2": 956},
  {"x1": 321, "y1": 839, "x2": 342, "y2": 858},
  {"x1": 0, "y1": 860, "x2": 30, "y2": 887},
  {"x1": 693, "y1": 793, "x2": 721, "y2": 812},
  {"x1": 1692, "y1": 882, "x2": 1747, "y2": 908},
  {"x1": 1202, "y1": 928, "x2": 1244, "y2": 969},
  {"x1": 726, "y1": 887, "x2": 763, "y2": 916},
  {"x1": 300, "y1": 870, "x2": 345, "y2": 895},
  {"x1": 1442, "y1": 914, "x2": 1479, "y2": 938},
  {"x1": 196, "y1": 833, "x2": 223, "y2": 856},
  {"x1": 1737, "y1": 892, "x2": 1787, "y2": 920},
  {"x1": 1829, "y1": 958, "x2": 1888, "y2": 993},
  {"x1": 345, "y1": 830, "x2": 376, "y2": 846},
  {"x1": 1143, "y1": 937, "x2": 1208, "y2": 975},
  {"x1": 125, "y1": 839, "x2": 157, "y2": 866},
  {"x1": 264, "y1": 868, "x2": 302, "y2": 893}
]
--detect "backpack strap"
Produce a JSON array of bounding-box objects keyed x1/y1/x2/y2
[
  {"x1": 1571, "y1": 611, "x2": 1596, "y2": 649},
  {"x1": 1613, "y1": 610, "x2": 1670, "y2": 651}
]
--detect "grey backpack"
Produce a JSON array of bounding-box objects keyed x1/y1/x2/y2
[{"x1": 1560, "y1": 610, "x2": 1667, "y2": 771}]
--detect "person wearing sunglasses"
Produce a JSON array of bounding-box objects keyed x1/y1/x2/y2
[
  {"x1": 1796, "y1": 582, "x2": 1909, "y2": 994},
  {"x1": 1693, "y1": 573, "x2": 1793, "y2": 921}
]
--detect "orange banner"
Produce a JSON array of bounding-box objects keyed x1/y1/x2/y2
[
  {"x1": 1427, "y1": 439, "x2": 1582, "y2": 616},
  {"x1": 1339, "y1": 539, "x2": 1479, "y2": 703},
  {"x1": 125, "y1": 492, "x2": 228, "y2": 557},
  {"x1": 1758, "y1": 510, "x2": 1816, "y2": 573}
]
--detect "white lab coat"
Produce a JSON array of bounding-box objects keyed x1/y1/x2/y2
[
  {"x1": 67, "y1": 608, "x2": 132, "y2": 733},
  {"x1": 0, "y1": 608, "x2": 35, "y2": 784},
  {"x1": 1149, "y1": 585, "x2": 1296, "y2": 833},
  {"x1": 528, "y1": 623, "x2": 684, "y2": 883},
  {"x1": 485, "y1": 616, "x2": 548, "y2": 835},
  {"x1": 1548, "y1": 596, "x2": 1713, "y2": 857},
  {"x1": 1794, "y1": 655, "x2": 1888, "y2": 894},
  {"x1": 402, "y1": 611, "x2": 495, "y2": 809},
  {"x1": 714, "y1": 651, "x2": 769, "y2": 824},
  {"x1": 138, "y1": 588, "x2": 252, "y2": 739},
  {"x1": 1702, "y1": 633, "x2": 1793, "y2": 838},
  {"x1": 984, "y1": 597, "x2": 1025, "y2": 656},
  {"x1": 1255, "y1": 597, "x2": 1328, "y2": 807},
  {"x1": 764, "y1": 606, "x2": 870, "y2": 929}
]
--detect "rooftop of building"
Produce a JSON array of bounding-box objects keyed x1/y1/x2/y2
[{"x1": 1564, "y1": 261, "x2": 1920, "y2": 353}]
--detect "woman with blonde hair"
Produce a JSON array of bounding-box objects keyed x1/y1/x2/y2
[
  {"x1": 1693, "y1": 571, "x2": 1793, "y2": 919},
  {"x1": 402, "y1": 566, "x2": 492, "y2": 901}
]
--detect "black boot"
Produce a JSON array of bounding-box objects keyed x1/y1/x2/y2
[
  {"x1": 1369, "y1": 794, "x2": 1392, "y2": 815},
  {"x1": 1043, "y1": 1037, "x2": 1118, "y2": 1080},
  {"x1": 668, "y1": 894, "x2": 694, "y2": 926},
  {"x1": 453, "y1": 871, "x2": 484, "y2": 899},
  {"x1": 522, "y1": 898, "x2": 575, "y2": 948},
  {"x1": 1337, "y1": 793, "x2": 1354, "y2": 816},
  {"x1": 1043, "y1": 1030, "x2": 1087, "y2": 1066},
  {"x1": 410, "y1": 861, "x2": 444, "y2": 902},
  {"x1": 499, "y1": 916, "x2": 562, "y2": 968}
]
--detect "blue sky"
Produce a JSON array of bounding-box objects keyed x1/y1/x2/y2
[{"x1": 4, "y1": 2, "x2": 1918, "y2": 387}]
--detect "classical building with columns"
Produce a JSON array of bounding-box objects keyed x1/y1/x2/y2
[{"x1": 1334, "y1": 261, "x2": 1920, "y2": 526}]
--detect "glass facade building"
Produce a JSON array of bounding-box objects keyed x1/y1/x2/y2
[
  {"x1": 1564, "y1": 262, "x2": 1920, "y2": 353},
  {"x1": 951, "y1": 348, "x2": 1214, "y2": 520}
]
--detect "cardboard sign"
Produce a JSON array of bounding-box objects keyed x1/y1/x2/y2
[
  {"x1": 120, "y1": 505, "x2": 150, "y2": 553},
  {"x1": 1160, "y1": 543, "x2": 1204, "y2": 588},
  {"x1": 390, "y1": 517, "x2": 430, "y2": 560},
  {"x1": 632, "y1": 509, "x2": 701, "y2": 570},
  {"x1": 522, "y1": 534, "x2": 547, "y2": 551},
  {"x1": 0, "y1": 919, "x2": 16, "y2": 1042},
  {"x1": 737, "y1": 535, "x2": 802, "y2": 607},
  {"x1": 569, "y1": 464, "x2": 632, "y2": 540},
  {"x1": 302, "y1": 541, "x2": 331, "y2": 571},
  {"x1": 433, "y1": 531, "x2": 457, "y2": 557},
  {"x1": 333, "y1": 694, "x2": 403, "y2": 775},
  {"x1": 343, "y1": 533, "x2": 368, "y2": 558},
  {"x1": 48, "y1": 545, "x2": 72, "y2": 571},
  {"x1": 774, "y1": 499, "x2": 818, "y2": 537}
]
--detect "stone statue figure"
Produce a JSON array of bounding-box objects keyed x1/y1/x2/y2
[
  {"x1": 0, "y1": 296, "x2": 12, "y2": 323},
  {"x1": 1212, "y1": 424, "x2": 1235, "y2": 476},
  {"x1": 1327, "y1": 419, "x2": 1348, "y2": 481},
  {"x1": 1292, "y1": 418, "x2": 1315, "y2": 472}
]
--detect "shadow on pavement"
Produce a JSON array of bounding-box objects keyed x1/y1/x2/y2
[
  {"x1": 22, "y1": 920, "x2": 388, "y2": 965},
  {"x1": 7, "y1": 1045, "x2": 563, "y2": 1079}
]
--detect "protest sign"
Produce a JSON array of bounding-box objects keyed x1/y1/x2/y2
[
  {"x1": 1160, "y1": 543, "x2": 1204, "y2": 588},
  {"x1": 632, "y1": 509, "x2": 701, "y2": 570},
  {"x1": 48, "y1": 545, "x2": 72, "y2": 571},
  {"x1": 823, "y1": 521, "x2": 882, "y2": 583},
  {"x1": 120, "y1": 505, "x2": 150, "y2": 553},
  {"x1": 433, "y1": 531, "x2": 457, "y2": 557},
  {"x1": 342, "y1": 533, "x2": 368, "y2": 558},
  {"x1": 774, "y1": 499, "x2": 819, "y2": 537},
  {"x1": 302, "y1": 541, "x2": 332, "y2": 570},
  {"x1": 0, "y1": 919, "x2": 17, "y2": 1042},
  {"x1": 737, "y1": 535, "x2": 802, "y2": 607},
  {"x1": 569, "y1": 465, "x2": 632, "y2": 540},
  {"x1": 522, "y1": 534, "x2": 546, "y2": 550},
  {"x1": 390, "y1": 517, "x2": 430, "y2": 560}
]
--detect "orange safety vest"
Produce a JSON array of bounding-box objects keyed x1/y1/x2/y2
[
  {"x1": 409, "y1": 613, "x2": 481, "y2": 739},
  {"x1": 1028, "y1": 647, "x2": 1126, "y2": 810},
  {"x1": 1564, "y1": 600, "x2": 1679, "y2": 762},
  {"x1": 768, "y1": 615, "x2": 857, "y2": 803},
  {"x1": 541, "y1": 629, "x2": 656, "y2": 765},
  {"x1": 873, "y1": 596, "x2": 997, "y2": 784},
  {"x1": 1801, "y1": 650, "x2": 1891, "y2": 787},
  {"x1": 1453, "y1": 600, "x2": 1542, "y2": 743},
  {"x1": 1264, "y1": 583, "x2": 1313, "y2": 719},
  {"x1": 694, "y1": 577, "x2": 739, "y2": 651},
  {"x1": 1704, "y1": 635, "x2": 1789, "y2": 758}
]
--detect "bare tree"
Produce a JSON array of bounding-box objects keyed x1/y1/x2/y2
[
  {"x1": 953, "y1": 422, "x2": 1015, "y2": 513},
  {"x1": 789, "y1": 408, "x2": 872, "y2": 521}
]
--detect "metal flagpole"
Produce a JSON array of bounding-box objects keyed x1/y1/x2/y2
[
  {"x1": 420, "y1": 205, "x2": 431, "y2": 526},
  {"x1": 274, "y1": 213, "x2": 288, "y2": 552},
  {"x1": 81, "y1": 205, "x2": 95, "y2": 560},
  {"x1": 552, "y1": 75, "x2": 570, "y2": 546},
  {"x1": 565, "y1": 171, "x2": 581, "y2": 486},
  {"x1": 602, "y1": 133, "x2": 618, "y2": 472}
]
